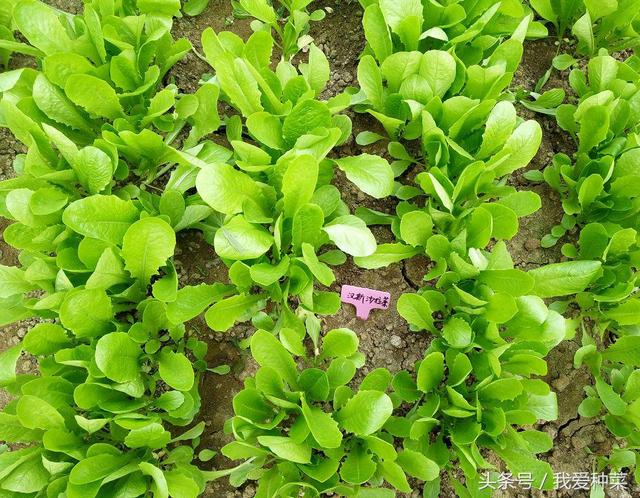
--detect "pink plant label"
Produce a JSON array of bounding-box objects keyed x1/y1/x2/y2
[{"x1": 341, "y1": 285, "x2": 391, "y2": 320}]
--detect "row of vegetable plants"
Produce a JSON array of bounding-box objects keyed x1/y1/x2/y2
[
  {"x1": 208, "y1": 1, "x2": 589, "y2": 496},
  {"x1": 0, "y1": 0, "x2": 638, "y2": 497},
  {"x1": 529, "y1": 49, "x2": 640, "y2": 483},
  {"x1": 0, "y1": 1, "x2": 230, "y2": 496}
]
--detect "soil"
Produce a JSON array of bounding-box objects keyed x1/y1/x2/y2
[{"x1": 1, "y1": 1, "x2": 638, "y2": 497}]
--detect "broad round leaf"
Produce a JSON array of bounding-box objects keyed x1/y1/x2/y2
[
  {"x1": 122, "y1": 217, "x2": 176, "y2": 284},
  {"x1": 196, "y1": 163, "x2": 263, "y2": 215},
  {"x1": 334, "y1": 154, "x2": 394, "y2": 199},
  {"x1": 62, "y1": 195, "x2": 139, "y2": 244},
  {"x1": 337, "y1": 390, "x2": 393, "y2": 436},
  {"x1": 159, "y1": 349, "x2": 195, "y2": 391},
  {"x1": 214, "y1": 215, "x2": 273, "y2": 260},
  {"x1": 323, "y1": 215, "x2": 376, "y2": 257},
  {"x1": 95, "y1": 332, "x2": 141, "y2": 383}
]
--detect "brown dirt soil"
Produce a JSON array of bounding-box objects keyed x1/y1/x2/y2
[{"x1": 1, "y1": 1, "x2": 638, "y2": 498}]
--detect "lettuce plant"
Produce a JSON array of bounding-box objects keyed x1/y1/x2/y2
[
  {"x1": 526, "y1": 47, "x2": 640, "y2": 481},
  {"x1": 0, "y1": 2, "x2": 231, "y2": 494},
  {"x1": 359, "y1": 0, "x2": 547, "y2": 67},
  {"x1": 231, "y1": 0, "x2": 327, "y2": 57},
  {"x1": 0, "y1": 0, "x2": 200, "y2": 181},
  {"x1": 1, "y1": 0, "x2": 640, "y2": 495},
  {"x1": 574, "y1": 320, "x2": 640, "y2": 484},
  {"x1": 0, "y1": 203, "x2": 217, "y2": 495},
  {"x1": 533, "y1": 51, "x2": 640, "y2": 247},
  {"x1": 0, "y1": 328, "x2": 210, "y2": 497},
  {"x1": 355, "y1": 15, "x2": 534, "y2": 147},
  {"x1": 529, "y1": 0, "x2": 640, "y2": 54},
  {"x1": 224, "y1": 258, "x2": 570, "y2": 496},
  {"x1": 186, "y1": 28, "x2": 398, "y2": 347},
  {"x1": 0, "y1": 171, "x2": 220, "y2": 494}
]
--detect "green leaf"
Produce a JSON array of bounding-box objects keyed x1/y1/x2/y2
[
  {"x1": 233, "y1": 388, "x2": 274, "y2": 424},
  {"x1": 602, "y1": 336, "x2": 640, "y2": 366},
  {"x1": 335, "y1": 154, "x2": 394, "y2": 199},
  {"x1": 23, "y1": 323, "x2": 70, "y2": 356},
  {"x1": 400, "y1": 211, "x2": 432, "y2": 247},
  {"x1": 396, "y1": 449, "x2": 440, "y2": 481},
  {"x1": 604, "y1": 300, "x2": 640, "y2": 326},
  {"x1": 577, "y1": 174, "x2": 604, "y2": 209},
  {"x1": 250, "y1": 257, "x2": 290, "y2": 287},
  {"x1": 356, "y1": 489, "x2": 395, "y2": 498},
  {"x1": 572, "y1": 12, "x2": 594, "y2": 55},
  {"x1": 257, "y1": 436, "x2": 311, "y2": 464},
  {"x1": 337, "y1": 390, "x2": 393, "y2": 436},
  {"x1": 63, "y1": 196, "x2": 139, "y2": 244},
  {"x1": 420, "y1": 50, "x2": 456, "y2": 97},
  {"x1": 397, "y1": 293, "x2": 433, "y2": 330},
  {"x1": 301, "y1": 398, "x2": 342, "y2": 449},
  {"x1": 239, "y1": 0, "x2": 277, "y2": 24},
  {"x1": 361, "y1": 368, "x2": 392, "y2": 392},
  {"x1": 122, "y1": 218, "x2": 176, "y2": 284},
  {"x1": 17, "y1": 395, "x2": 65, "y2": 430},
  {"x1": 478, "y1": 101, "x2": 517, "y2": 158},
  {"x1": 466, "y1": 206, "x2": 493, "y2": 248},
  {"x1": 251, "y1": 330, "x2": 298, "y2": 388},
  {"x1": 323, "y1": 215, "x2": 376, "y2": 257},
  {"x1": 214, "y1": 215, "x2": 273, "y2": 260},
  {"x1": 282, "y1": 155, "x2": 318, "y2": 218},
  {"x1": 283, "y1": 100, "x2": 332, "y2": 147},
  {"x1": 322, "y1": 328, "x2": 359, "y2": 358},
  {"x1": 183, "y1": 0, "x2": 210, "y2": 15},
  {"x1": 246, "y1": 112, "x2": 284, "y2": 150},
  {"x1": 159, "y1": 349, "x2": 195, "y2": 391},
  {"x1": 496, "y1": 191, "x2": 541, "y2": 217},
  {"x1": 363, "y1": 4, "x2": 393, "y2": 62},
  {"x1": 196, "y1": 163, "x2": 263, "y2": 215},
  {"x1": 13, "y1": 0, "x2": 73, "y2": 55},
  {"x1": 490, "y1": 121, "x2": 543, "y2": 177},
  {"x1": 65, "y1": 74, "x2": 123, "y2": 119},
  {"x1": 480, "y1": 378, "x2": 523, "y2": 401},
  {"x1": 186, "y1": 82, "x2": 221, "y2": 147},
  {"x1": 125, "y1": 423, "x2": 171, "y2": 450},
  {"x1": 32, "y1": 73, "x2": 90, "y2": 131},
  {"x1": 301, "y1": 44, "x2": 330, "y2": 95},
  {"x1": 0, "y1": 265, "x2": 35, "y2": 298},
  {"x1": 301, "y1": 243, "x2": 335, "y2": 287},
  {"x1": 73, "y1": 146, "x2": 114, "y2": 195},
  {"x1": 205, "y1": 293, "x2": 264, "y2": 332},
  {"x1": 95, "y1": 332, "x2": 141, "y2": 383},
  {"x1": 527, "y1": 392, "x2": 558, "y2": 421},
  {"x1": 380, "y1": 460, "x2": 411, "y2": 492},
  {"x1": 167, "y1": 283, "x2": 230, "y2": 324},
  {"x1": 529, "y1": 261, "x2": 602, "y2": 298},
  {"x1": 484, "y1": 203, "x2": 519, "y2": 240},
  {"x1": 358, "y1": 55, "x2": 385, "y2": 110},
  {"x1": 478, "y1": 269, "x2": 535, "y2": 296},
  {"x1": 29, "y1": 187, "x2": 68, "y2": 216},
  {"x1": 340, "y1": 445, "x2": 376, "y2": 485},
  {"x1": 379, "y1": 0, "x2": 423, "y2": 50},
  {"x1": 442, "y1": 317, "x2": 472, "y2": 349},
  {"x1": 595, "y1": 377, "x2": 627, "y2": 416},
  {"x1": 0, "y1": 342, "x2": 22, "y2": 387},
  {"x1": 60, "y1": 288, "x2": 113, "y2": 338},
  {"x1": 139, "y1": 462, "x2": 169, "y2": 498},
  {"x1": 354, "y1": 243, "x2": 420, "y2": 269},
  {"x1": 417, "y1": 352, "x2": 444, "y2": 392}
]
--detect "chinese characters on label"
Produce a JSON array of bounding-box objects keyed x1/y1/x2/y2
[
  {"x1": 340, "y1": 285, "x2": 390, "y2": 320},
  {"x1": 479, "y1": 472, "x2": 628, "y2": 491}
]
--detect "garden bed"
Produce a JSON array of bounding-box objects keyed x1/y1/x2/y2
[{"x1": 1, "y1": 1, "x2": 640, "y2": 497}]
